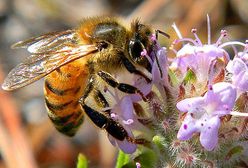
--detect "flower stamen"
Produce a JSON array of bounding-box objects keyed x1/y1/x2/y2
[
  {"x1": 123, "y1": 119, "x2": 134, "y2": 125},
  {"x1": 191, "y1": 28, "x2": 202, "y2": 46},
  {"x1": 218, "y1": 41, "x2": 246, "y2": 49},
  {"x1": 207, "y1": 14, "x2": 211, "y2": 45},
  {"x1": 172, "y1": 23, "x2": 183, "y2": 39},
  {"x1": 141, "y1": 49, "x2": 153, "y2": 65},
  {"x1": 230, "y1": 111, "x2": 248, "y2": 117},
  {"x1": 215, "y1": 30, "x2": 227, "y2": 46},
  {"x1": 136, "y1": 162, "x2": 141, "y2": 168}
]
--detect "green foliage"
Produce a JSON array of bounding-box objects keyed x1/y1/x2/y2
[
  {"x1": 152, "y1": 135, "x2": 165, "y2": 150},
  {"x1": 225, "y1": 145, "x2": 244, "y2": 160},
  {"x1": 77, "y1": 153, "x2": 88, "y2": 168},
  {"x1": 116, "y1": 150, "x2": 130, "y2": 168},
  {"x1": 168, "y1": 69, "x2": 179, "y2": 86},
  {"x1": 134, "y1": 148, "x2": 157, "y2": 168},
  {"x1": 182, "y1": 68, "x2": 196, "y2": 85},
  {"x1": 115, "y1": 148, "x2": 157, "y2": 168}
]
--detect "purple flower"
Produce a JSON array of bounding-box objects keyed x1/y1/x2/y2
[
  {"x1": 176, "y1": 82, "x2": 237, "y2": 151},
  {"x1": 226, "y1": 44, "x2": 248, "y2": 94},
  {"x1": 152, "y1": 47, "x2": 169, "y2": 86},
  {"x1": 170, "y1": 28, "x2": 229, "y2": 82},
  {"x1": 136, "y1": 162, "x2": 141, "y2": 168},
  {"x1": 106, "y1": 34, "x2": 169, "y2": 153},
  {"x1": 107, "y1": 95, "x2": 138, "y2": 153}
]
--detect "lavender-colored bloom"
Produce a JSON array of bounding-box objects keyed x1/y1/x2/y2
[
  {"x1": 152, "y1": 47, "x2": 169, "y2": 86},
  {"x1": 136, "y1": 162, "x2": 141, "y2": 168},
  {"x1": 170, "y1": 29, "x2": 229, "y2": 82},
  {"x1": 106, "y1": 35, "x2": 170, "y2": 153},
  {"x1": 226, "y1": 46, "x2": 248, "y2": 94},
  {"x1": 177, "y1": 82, "x2": 237, "y2": 151},
  {"x1": 108, "y1": 131, "x2": 137, "y2": 154},
  {"x1": 107, "y1": 95, "x2": 138, "y2": 153}
]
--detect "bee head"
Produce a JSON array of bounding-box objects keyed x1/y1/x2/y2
[{"x1": 129, "y1": 20, "x2": 153, "y2": 71}]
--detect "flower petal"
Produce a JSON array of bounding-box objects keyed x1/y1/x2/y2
[
  {"x1": 108, "y1": 134, "x2": 117, "y2": 147},
  {"x1": 176, "y1": 97, "x2": 204, "y2": 112},
  {"x1": 152, "y1": 47, "x2": 168, "y2": 83},
  {"x1": 236, "y1": 71, "x2": 248, "y2": 91},
  {"x1": 177, "y1": 114, "x2": 198, "y2": 140},
  {"x1": 211, "y1": 82, "x2": 237, "y2": 109},
  {"x1": 120, "y1": 96, "x2": 134, "y2": 120},
  {"x1": 116, "y1": 139, "x2": 137, "y2": 154},
  {"x1": 226, "y1": 58, "x2": 247, "y2": 75},
  {"x1": 199, "y1": 116, "x2": 220, "y2": 151}
]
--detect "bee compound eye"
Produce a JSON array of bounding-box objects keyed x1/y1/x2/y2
[
  {"x1": 97, "y1": 41, "x2": 108, "y2": 51},
  {"x1": 129, "y1": 40, "x2": 144, "y2": 60}
]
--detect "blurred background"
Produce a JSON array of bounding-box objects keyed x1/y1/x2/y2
[{"x1": 0, "y1": 0, "x2": 247, "y2": 167}]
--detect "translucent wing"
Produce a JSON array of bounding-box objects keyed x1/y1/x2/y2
[{"x1": 2, "y1": 30, "x2": 98, "y2": 91}]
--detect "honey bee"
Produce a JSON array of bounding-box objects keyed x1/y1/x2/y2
[{"x1": 2, "y1": 17, "x2": 157, "y2": 143}]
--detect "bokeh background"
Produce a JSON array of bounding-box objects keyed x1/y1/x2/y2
[{"x1": 0, "y1": 0, "x2": 247, "y2": 167}]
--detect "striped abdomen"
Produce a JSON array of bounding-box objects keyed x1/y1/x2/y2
[{"x1": 44, "y1": 58, "x2": 89, "y2": 136}]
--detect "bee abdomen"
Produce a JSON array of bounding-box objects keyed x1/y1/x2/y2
[
  {"x1": 44, "y1": 61, "x2": 89, "y2": 136},
  {"x1": 47, "y1": 108, "x2": 84, "y2": 136},
  {"x1": 45, "y1": 80, "x2": 82, "y2": 96},
  {"x1": 45, "y1": 98, "x2": 73, "y2": 111}
]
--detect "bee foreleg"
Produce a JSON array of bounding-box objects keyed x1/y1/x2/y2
[
  {"x1": 120, "y1": 55, "x2": 151, "y2": 83},
  {"x1": 97, "y1": 71, "x2": 148, "y2": 102}
]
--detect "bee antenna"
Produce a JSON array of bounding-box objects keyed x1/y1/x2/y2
[{"x1": 155, "y1": 29, "x2": 170, "y2": 40}]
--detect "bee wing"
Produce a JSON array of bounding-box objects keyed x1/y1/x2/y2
[
  {"x1": 2, "y1": 30, "x2": 98, "y2": 91},
  {"x1": 11, "y1": 30, "x2": 78, "y2": 53}
]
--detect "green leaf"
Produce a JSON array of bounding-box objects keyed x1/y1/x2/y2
[
  {"x1": 152, "y1": 135, "x2": 165, "y2": 150},
  {"x1": 168, "y1": 69, "x2": 179, "y2": 86},
  {"x1": 182, "y1": 68, "x2": 196, "y2": 85},
  {"x1": 134, "y1": 148, "x2": 157, "y2": 168},
  {"x1": 77, "y1": 153, "x2": 88, "y2": 168},
  {"x1": 225, "y1": 145, "x2": 244, "y2": 160},
  {"x1": 122, "y1": 162, "x2": 136, "y2": 168},
  {"x1": 115, "y1": 148, "x2": 158, "y2": 168},
  {"x1": 116, "y1": 150, "x2": 130, "y2": 168}
]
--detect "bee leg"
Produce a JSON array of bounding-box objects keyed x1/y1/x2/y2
[
  {"x1": 94, "y1": 90, "x2": 111, "y2": 114},
  {"x1": 79, "y1": 76, "x2": 148, "y2": 144},
  {"x1": 97, "y1": 71, "x2": 148, "y2": 102},
  {"x1": 120, "y1": 55, "x2": 151, "y2": 83},
  {"x1": 79, "y1": 88, "x2": 149, "y2": 145},
  {"x1": 79, "y1": 77, "x2": 127, "y2": 140},
  {"x1": 80, "y1": 100, "x2": 148, "y2": 144},
  {"x1": 79, "y1": 97, "x2": 128, "y2": 141}
]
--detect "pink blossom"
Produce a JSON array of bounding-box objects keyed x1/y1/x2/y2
[
  {"x1": 226, "y1": 44, "x2": 248, "y2": 94},
  {"x1": 177, "y1": 82, "x2": 237, "y2": 151}
]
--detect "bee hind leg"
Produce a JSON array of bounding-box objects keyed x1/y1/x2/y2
[
  {"x1": 79, "y1": 97, "x2": 128, "y2": 141},
  {"x1": 79, "y1": 84, "x2": 148, "y2": 145},
  {"x1": 97, "y1": 71, "x2": 148, "y2": 102},
  {"x1": 79, "y1": 78, "x2": 128, "y2": 141},
  {"x1": 81, "y1": 100, "x2": 149, "y2": 145}
]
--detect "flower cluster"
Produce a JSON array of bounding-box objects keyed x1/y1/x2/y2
[
  {"x1": 107, "y1": 16, "x2": 248, "y2": 167},
  {"x1": 171, "y1": 22, "x2": 248, "y2": 151}
]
